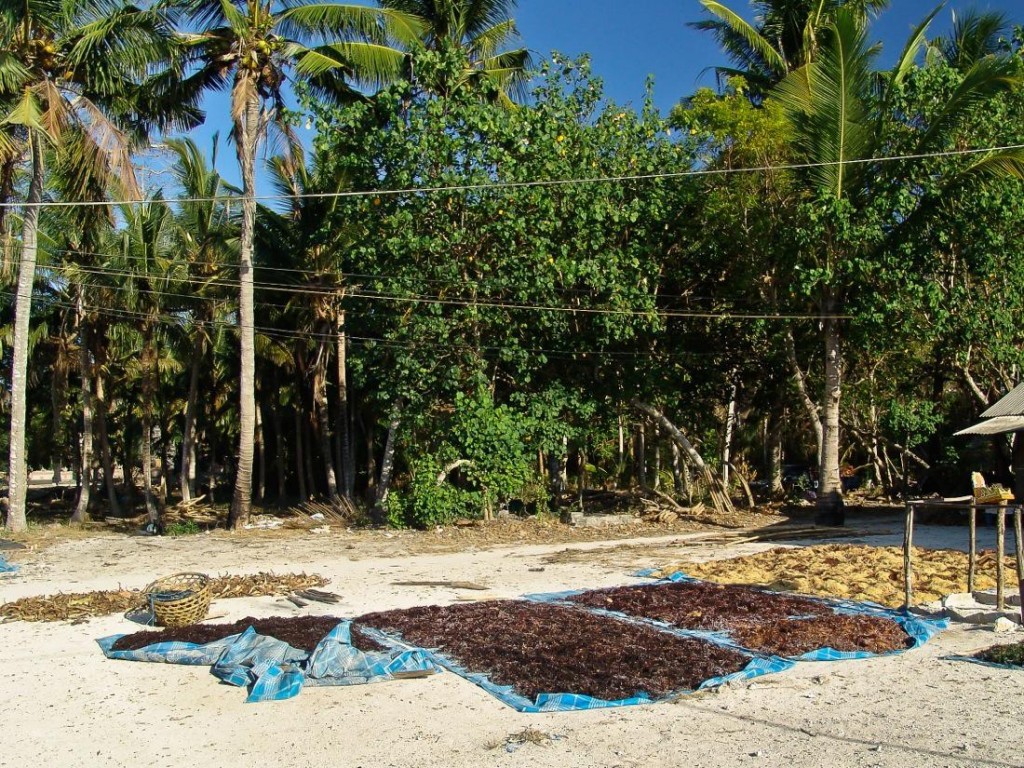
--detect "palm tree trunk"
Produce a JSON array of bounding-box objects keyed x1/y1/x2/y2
[
  {"x1": 336, "y1": 311, "x2": 354, "y2": 498},
  {"x1": 256, "y1": 402, "x2": 266, "y2": 504},
  {"x1": 180, "y1": 334, "x2": 204, "y2": 501},
  {"x1": 272, "y1": 390, "x2": 286, "y2": 500},
  {"x1": 294, "y1": 406, "x2": 308, "y2": 502},
  {"x1": 313, "y1": 341, "x2": 341, "y2": 505},
  {"x1": 94, "y1": 361, "x2": 121, "y2": 517},
  {"x1": 722, "y1": 382, "x2": 738, "y2": 487},
  {"x1": 229, "y1": 86, "x2": 260, "y2": 529},
  {"x1": 71, "y1": 293, "x2": 93, "y2": 524},
  {"x1": 816, "y1": 309, "x2": 844, "y2": 525},
  {"x1": 141, "y1": 322, "x2": 159, "y2": 526},
  {"x1": 4, "y1": 133, "x2": 44, "y2": 531}
]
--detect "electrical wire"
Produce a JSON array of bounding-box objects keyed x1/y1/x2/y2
[{"x1": 1, "y1": 142, "x2": 1021, "y2": 208}]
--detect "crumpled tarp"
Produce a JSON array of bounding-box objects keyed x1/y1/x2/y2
[
  {"x1": 0, "y1": 553, "x2": 18, "y2": 574},
  {"x1": 98, "y1": 620, "x2": 438, "y2": 703},
  {"x1": 528, "y1": 572, "x2": 948, "y2": 662}
]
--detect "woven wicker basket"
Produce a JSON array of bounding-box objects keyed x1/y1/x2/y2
[
  {"x1": 974, "y1": 487, "x2": 1015, "y2": 505},
  {"x1": 145, "y1": 572, "x2": 211, "y2": 627}
]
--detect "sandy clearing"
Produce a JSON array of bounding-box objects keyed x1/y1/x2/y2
[{"x1": 1, "y1": 518, "x2": 1022, "y2": 768}]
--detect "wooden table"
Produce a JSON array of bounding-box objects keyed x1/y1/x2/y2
[{"x1": 903, "y1": 498, "x2": 1024, "y2": 620}]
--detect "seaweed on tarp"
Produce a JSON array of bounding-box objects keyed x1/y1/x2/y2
[
  {"x1": 975, "y1": 641, "x2": 1024, "y2": 668},
  {"x1": 356, "y1": 600, "x2": 751, "y2": 702},
  {"x1": 731, "y1": 614, "x2": 912, "y2": 657},
  {"x1": 567, "y1": 580, "x2": 831, "y2": 631},
  {"x1": 111, "y1": 616, "x2": 386, "y2": 653}
]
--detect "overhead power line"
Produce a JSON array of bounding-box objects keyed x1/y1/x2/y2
[
  {"x1": 0, "y1": 142, "x2": 1021, "y2": 208},
  {"x1": 35, "y1": 262, "x2": 848, "y2": 321}
]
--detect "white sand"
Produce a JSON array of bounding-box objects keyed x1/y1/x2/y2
[{"x1": 2, "y1": 521, "x2": 1023, "y2": 768}]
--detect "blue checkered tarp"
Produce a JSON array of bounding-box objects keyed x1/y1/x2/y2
[
  {"x1": 0, "y1": 553, "x2": 17, "y2": 574},
  {"x1": 98, "y1": 620, "x2": 438, "y2": 703},
  {"x1": 945, "y1": 654, "x2": 1024, "y2": 671}
]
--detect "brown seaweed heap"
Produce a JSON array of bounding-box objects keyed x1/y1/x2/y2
[
  {"x1": 111, "y1": 615, "x2": 385, "y2": 653},
  {"x1": 568, "y1": 580, "x2": 830, "y2": 631},
  {"x1": 356, "y1": 600, "x2": 749, "y2": 702}
]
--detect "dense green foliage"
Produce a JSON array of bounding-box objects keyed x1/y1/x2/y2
[{"x1": 2, "y1": 1, "x2": 1024, "y2": 530}]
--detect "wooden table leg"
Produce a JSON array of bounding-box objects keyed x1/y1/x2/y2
[
  {"x1": 904, "y1": 502, "x2": 914, "y2": 611},
  {"x1": 997, "y1": 502, "x2": 1006, "y2": 612},
  {"x1": 969, "y1": 500, "x2": 977, "y2": 594},
  {"x1": 1014, "y1": 507, "x2": 1024, "y2": 625}
]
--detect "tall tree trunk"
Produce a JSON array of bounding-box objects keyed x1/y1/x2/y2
[
  {"x1": 816, "y1": 311, "x2": 844, "y2": 525},
  {"x1": 294, "y1": 406, "x2": 308, "y2": 502},
  {"x1": 365, "y1": 417, "x2": 377, "y2": 502},
  {"x1": 141, "y1": 322, "x2": 159, "y2": 526},
  {"x1": 71, "y1": 295, "x2": 93, "y2": 524},
  {"x1": 51, "y1": 362, "x2": 66, "y2": 486},
  {"x1": 722, "y1": 382, "x2": 738, "y2": 487},
  {"x1": 767, "y1": 409, "x2": 784, "y2": 499},
  {"x1": 5, "y1": 133, "x2": 45, "y2": 531},
  {"x1": 180, "y1": 335, "x2": 204, "y2": 502},
  {"x1": 313, "y1": 341, "x2": 341, "y2": 506},
  {"x1": 272, "y1": 391, "x2": 286, "y2": 500},
  {"x1": 94, "y1": 359, "x2": 121, "y2": 517},
  {"x1": 786, "y1": 329, "x2": 823, "y2": 466},
  {"x1": 671, "y1": 443, "x2": 685, "y2": 496},
  {"x1": 373, "y1": 404, "x2": 402, "y2": 522},
  {"x1": 634, "y1": 425, "x2": 648, "y2": 491},
  {"x1": 256, "y1": 402, "x2": 266, "y2": 504},
  {"x1": 229, "y1": 86, "x2": 260, "y2": 530},
  {"x1": 336, "y1": 311, "x2": 354, "y2": 499}
]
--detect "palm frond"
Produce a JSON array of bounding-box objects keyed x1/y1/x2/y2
[
  {"x1": 276, "y1": 4, "x2": 424, "y2": 48},
  {"x1": 773, "y1": 8, "x2": 875, "y2": 199},
  {"x1": 699, "y1": 0, "x2": 787, "y2": 78},
  {"x1": 891, "y1": 4, "x2": 941, "y2": 87}
]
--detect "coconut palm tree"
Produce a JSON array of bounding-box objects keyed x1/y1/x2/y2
[
  {"x1": 0, "y1": 0, "x2": 187, "y2": 530},
  {"x1": 382, "y1": 0, "x2": 531, "y2": 104},
  {"x1": 931, "y1": 8, "x2": 1012, "y2": 72},
  {"x1": 769, "y1": 7, "x2": 1023, "y2": 523},
  {"x1": 691, "y1": 0, "x2": 890, "y2": 94},
  {"x1": 165, "y1": 136, "x2": 237, "y2": 503},
  {"x1": 174, "y1": 0, "x2": 422, "y2": 528}
]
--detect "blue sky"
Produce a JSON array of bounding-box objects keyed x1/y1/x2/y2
[{"x1": 182, "y1": 0, "x2": 1023, "y2": 189}]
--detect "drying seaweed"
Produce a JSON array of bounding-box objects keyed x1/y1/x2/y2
[
  {"x1": 975, "y1": 641, "x2": 1024, "y2": 668},
  {"x1": 355, "y1": 600, "x2": 749, "y2": 702},
  {"x1": 658, "y1": 545, "x2": 1020, "y2": 607},
  {"x1": 731, "y1": 614, "x2": 912, "y2": 657},
  {"x1": 111, "y1": 615, "x2": 386, "y2": 653},
  {"x1": 1, "y1": 572, "x2": 329, "y2": 623},
  {"x1": 568, "y1": 581, "x2": 830, "y2": 632}
]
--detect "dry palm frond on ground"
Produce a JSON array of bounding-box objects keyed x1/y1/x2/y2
[
  {"x1": 0, "y1": 572, "x2": 328, "y2": 623},
  {"x1": 655, "y1": 544, "x2": 1020, "y2": 607}
]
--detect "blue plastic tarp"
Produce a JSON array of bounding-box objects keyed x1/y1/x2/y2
[
  {"x1": 98, "y1": 620, "x2": 438, "y2": 703},
  {"x1": 0, "y1": 553, "x2": 17, "y2": 574}
]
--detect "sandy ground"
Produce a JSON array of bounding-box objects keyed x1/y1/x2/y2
[{"x1": 2, "y1": 515, "x2": 1023, "y2": 768}]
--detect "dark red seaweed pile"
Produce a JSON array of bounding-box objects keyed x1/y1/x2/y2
[
  {"x1": 355, "y1": 600, "x2": 749, "y2": 702},
  {"x1": 731, "y1": 614, "x2": 911, "y2": 657},
  {"x1": 111, "y1": 616, "x2": 386, "y2": 653},
  {"x1": 568, "y1": 580, "x2": 830, "y2": 631}
]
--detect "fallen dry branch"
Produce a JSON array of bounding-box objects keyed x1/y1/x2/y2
[
  {"x1": 0, "y1": 572, "x2": 329, "y2": 623},
  {"x1": 654, "y1": 544, "x2": 1020, "y2": 607}
]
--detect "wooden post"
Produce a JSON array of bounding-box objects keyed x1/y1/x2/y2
[
  {"x1": 903, "y1": 501, "x2": 914, "y2": 610},
  {"x1": 1014, "y1": 506, "x2": 1024, "y2": 626},
  {"x1": 996, "y1": 501, "x2": 1007, "y2": 611},
  {"x1": 968, "y1": 499, "x2": 977, "y2": 594}
]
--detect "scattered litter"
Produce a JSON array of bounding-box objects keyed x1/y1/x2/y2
[
  {"x1": 309, "y1": 513, "x2": 326, "y2": 521},
  {"x1": 0, "y1": 553, "x2": 18, "y2": 574},
  {"x1": 310, "y1": 526, "x2": 331, "y2": 535},
  {"x1": 994, "y1": 617, "x2": 1019, "y2": 634}
]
